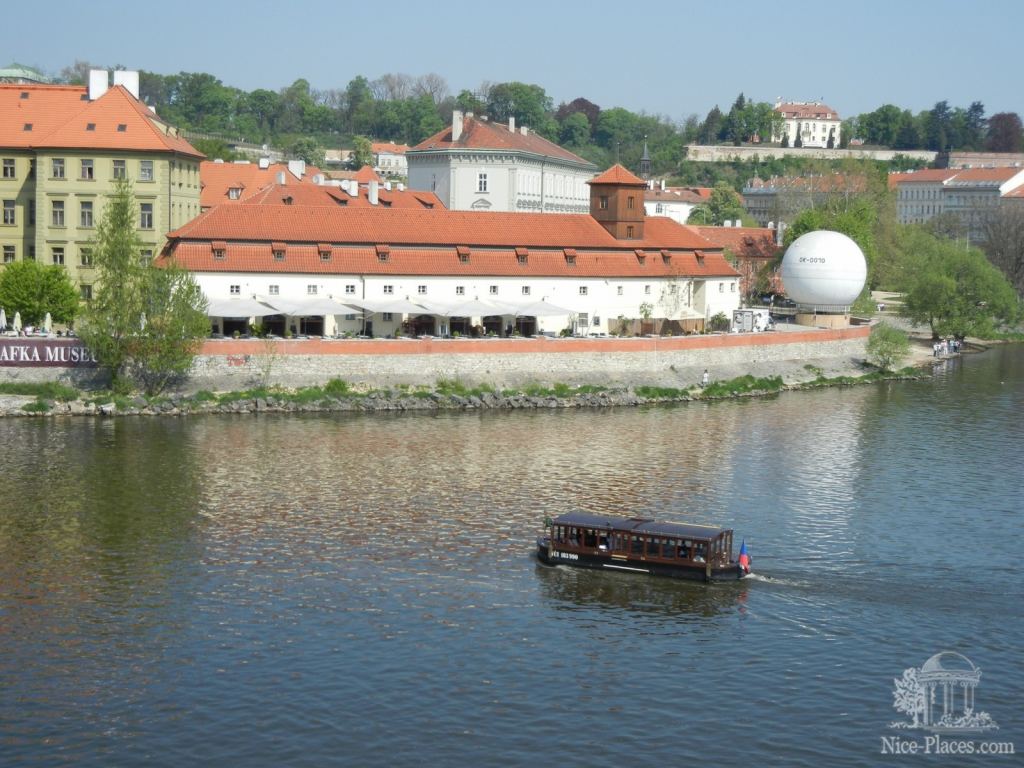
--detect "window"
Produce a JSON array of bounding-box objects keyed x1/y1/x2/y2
[
  {"x1": 80, "y1": 159, "x2": 94, "y2": 180},
  {"x1": 80, "y1": 248, "x2": 93, "y2": 267},
  {"x1": 140, "y1": 250, "x2": 153, "y2": 264},
  {"x1": 730, "y1": 282, "x2": 736, "y2": 292},
  {"x1": 522, "y1": 286, "x2": 531, "y2": 295},
  {"x1": 80, "y1": 201, "x2": 93, "y2": 227},
  {"x1": 579, "y1": 286, "x2": 588, "y2": 295},
  {"x1": 458, "y1": 252, "x2": 470, "y2": 264},
  {"x1": 719, "y1": 283, "x2": 725, "y2": 293},
  {"x1": 230, "y1": 285, "x2": 240, "y2": 295},
  {"x1": 139, "y1": 203, "x2": 153, "y2": 229},
  {"x1": 2, "y1": 200, "x2": 14, "y2": 225},
  {"x1": 599, "y1": 196, "x2": 608, "y2": 210},
  {"x1": 213, "y1": 248, "x2": 225, "y2": 260},
  {"x1": 477, "y1": 173, "x2": 488, "y2": 193},
  {"x1": 627, "y1": 195, "x2": 635, "y2": 209},
  {"x1": 269, "y1": 285, "x2": 279, "y2": 295},
  {"x1": 228, "y1": 187, "x2": 242, "y2": 200},
  {"x1": 140, "y1": 160, "x2": 154, "y2": 181},
  {"x1": 517, "y1": 254, "x2": 527, "y2": 265},
  {"x1": 27, "y1": 245, "x2": 34, "y2": 260},
  {"x1": 489, "y1": 285, "x2": 498, "y2": 295},
  {"x1": 273, "y1": 249, "x2": 285, "y2": 261},
  {"x1": 626, "y1": 225, "x2": 635, "y2": 238},
  {"x1": 307, "y1": 284, "x2": 318, "y2": 295},
  {"x1": 455, "y1": 286, "x2": 465, "y2": 296},
  {"x1": 382, "y1": 313, "x2": 393, "y2": 321},
  {"x1": 80, "y1": 284, "x2": 92, "y2": 300},
  {"x1": 383, "y1": 285, "x2": 394, "y2": 294},
  {"x1": 617, "y1": 285, "x2": 623, "y2": 296},
  {"x1": 86, "y1": 123, "x2": 95, "y2": 131},
  {"x1": 655, "y1": 203, "x2": 663, "y2": 214},
  {"x1": 28, "y1": 200, "x2": 34, "y2": 225},
  {"x1": 644, "y1": 284, "x2": 651, "y2": 295},
  {"x1": 2, "y1": 159, "x2": 14, "y2": 178},
  {"x1": 117, "y1": 123, "x2": 127, "y2": 132},
  {"x1": 52, "y1": 158, "x2": 65, "y2": 178},
  {"x1": 51, "y1": 200, "x2": 64, "y2": 227},
  {"x1": 417, "y1": 285, "x2": 427, "y2": 294},
  {"x1": 112, "y1": 159, "x2": 126, "y2": 180},
  {"x1": 52, "y1": 246, "x2": 64, "y2": 265},
  {"x1": 345, "y1": 284, "x2": 356, "y2": 294},
  {"x1": 3, "y1": 245, "x2": 14, "y2": 263}
]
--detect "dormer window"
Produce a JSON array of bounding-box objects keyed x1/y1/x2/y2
[
  {"x1": 695, "y1": 249, "x2": 705, "y2": 265},
  {"x1": 117, "y1": 124, "x2": 127, "y2": 132},
  {"x1": 20, "y1": 91, "x2": 29, "y2": 100},
  {"x1": 635, "y1": 249, "x2": 646, "y2": 265},
  {"x1": 318, "y1": 244, "x2": 332, "y2": 261},
  {"x1": 23, "y1": 123, "x2": 32, "y2": 131},
  {"x1": 457, "y1": 245, "x2": 470, "y2": 264},
  {"x1": 86, "y1": 123, "x2": 96, "y2": 131},
  {"x1": 228, "y1": 187, "x2": 242, "y2": 200},
  {"x1": 272, "y1": 242, "x2": 286, "y2": 261},
  {"x1": 376, "y1": 244, "x2": 390, "y2": 262},
  {"x1": 515, "y1": 246, "x2": 528, "y2": 265},
  {"x1": 564, "y1": 248, "x2": 577, "y2": 266},
  {"x1": 661, "y1": 250, "x2": 671, "y2": 265}
]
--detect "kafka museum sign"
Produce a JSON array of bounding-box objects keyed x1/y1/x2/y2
[{"x1": 0, "y1": 339, "x2": 98, "y2": 367}]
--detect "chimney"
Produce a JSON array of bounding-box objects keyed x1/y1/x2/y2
[
  {"x1": 368, "y1": 180, "x2": 379, "y2": 205},
  {"x1": 508, "y1": 116, "x2": 515, "y2": 133},
  {"x1": 397, "y1": 182, "x2": 405, "y2": 191},
  {"x1": 258, "y1": 157, "x2": 271, "y2": 169},
  {"x1": 661, "y1": 179, "x2": 666, "y2": 191},
  {"x1": 384, "y1": 181, "x2": 392, "y2": 191},
  {"x1": 288, "y1": 159, "x2": 306, "y2": 179},
  {"x1": 347, "y1": 179, "x2": 358, "y2": 197},
  {"x1": 112, "y1": 70, "x2": 140, "y2": 99},
  {"x1": 275, "y1": 171, "x2": 286, "y2": 185},
  {"x1": 313, "y1": 174, "x2": 325, "y2": 185},
  {"x1": 451, "y1": 109, "x2": 463, "y2": 142},
  {"x1": 88, "y1": 69, "x2": 109, "y2": 100},
  {"x1": 520, "y1": 126, "x2": 528, "y2": 136}
]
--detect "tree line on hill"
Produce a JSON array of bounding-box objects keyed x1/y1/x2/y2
[{"x1": 56, "y1": 60, "x2": 1023, "y2": 174}]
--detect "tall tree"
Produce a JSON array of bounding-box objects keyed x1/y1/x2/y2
[
  {"x1": 555, "y1": 97, "x2": 601, "y2": 133},
  {"x1": 981, "y1": 205, "x2": 1024, "y2": 297}
]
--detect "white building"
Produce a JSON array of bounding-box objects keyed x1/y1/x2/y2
[
  {"x1": 643, "y1": 182, "x2": 712, "y2": 225},
  {"x1": 162, "y1": 165, "x2": 740, "y2": 338},
  {"x1": 372, "y1": 142, "x2": 409, "y2": 177},
  {"x1": 891, "y1": 167, "x2": 1024, "y2": 239},
  {"x1": 773, "y1": 101, "x2": 842, "y2": 148},
  {"x1": 406, "y1": 111, "x2": 598, "y2": 213}
]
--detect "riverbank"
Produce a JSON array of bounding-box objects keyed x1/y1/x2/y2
[{"x1": 0, "y1": 360, "x2": 925, "y2": 417}]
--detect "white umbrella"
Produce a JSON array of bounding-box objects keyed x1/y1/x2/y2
[
  {"x1": 206, "y1": 297, "x2": 280, "y2": 318},
  {"x1": 509, "y1": 299, "x2": 574, "y2": 317},
  {"x1": 13, "y1": 311, "x2": 21, "y2": 333},
  {"x1": 0, "y1": 308, "x2": 6, "y2": 331},
  {"x1": 347, "y1": 298, "x2": 432, "y2": 315},
  {"x1": 44, "y1": 312, "x2": 52, "y2": 334}
]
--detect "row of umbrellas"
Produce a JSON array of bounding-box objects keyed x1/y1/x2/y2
[
  {"x1": 206, "y1": 295, "x2": 574, "y2": 319},
  {"x1": 1, "y1": 308, "x2": 52, "y2": 334}
]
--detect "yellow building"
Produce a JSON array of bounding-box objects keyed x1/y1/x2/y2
[{"x1": 0, "y1": 71, "x2": 203, "y2": 299}]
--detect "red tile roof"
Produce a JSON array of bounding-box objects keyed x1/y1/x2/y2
[
  {"x1": 411, "y1": 114, "x2": 594, "y2": 167},
  {"x1": 371, "y1": 142, "x2": 409, "y2": 154},
  {"x1": 947, "y1": 167, "x2": 1023, "y2": 182},
  {"x1": 353, "y1": 165, "x2": 382, "y2": 183},
  {"x1": 775, "y1": 102, "x2": 840, "y2": 120},
  {"x1": 695, "y1": 226, "x2": 780, "y2": 260},
  {"x1": 163, "y1": 201, "x2": 737, "y2": 280},
  {"x1": 589, "y1": 164, "x2": 646, "y2": 186},
  {"x1": 200, "y1": 160, "x2": 322, "y2": 207},
  {"x1": 887, "y1": 169, "x2": 960, "y2": 188},
  {"x1": 239, "y1": 182, "x2": 443, "y2": 209},
  {"x1": 644, "y1": 186, "x2": 712, "y2": 204},
  {"x1": 0, "y1": 84, "x2": 201, "y2": 157}
]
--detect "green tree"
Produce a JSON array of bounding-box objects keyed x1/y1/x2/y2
[
  {"x1": 487, "y1": 81, "x2": 556, "y2": 137},
  {"x1": 560, "y1": 112, "x2": 591, "y2": 146},
  {"x1": 687, "y1": 182, "x2": 750, "y2": 225},
  {"x1": 0, "y1": 259, "x2": 79, "y2": 326},
  {"x1": 79, "y1": 179, "x2": 209, "y2": 393},
  {"x1": 866, "y1": 322, "x2": 911, "y2": 371},
  {"x1": 133, "y1": 260, "x2": 209, "y2": 395},
  {"x1": 351, "y1": 135, "x2": 373, "y2": 168},
  {"x1": 287, "y1": 137, "x2": 325, "y2": 169},
  {"x1": 191, "y1": 137, "x2": 243, "y2": 161},
  {"x1": 900, "y1": 234, "x2": 1018, "y2": 339}
]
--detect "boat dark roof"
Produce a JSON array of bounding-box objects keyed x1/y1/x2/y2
[{"x1": 550, "y1": 512, "x2": 728, "y2": 541}]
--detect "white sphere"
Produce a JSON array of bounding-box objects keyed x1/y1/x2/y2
[{"x1": 780, "y1": 230, "x2": 867, "y2": 307}]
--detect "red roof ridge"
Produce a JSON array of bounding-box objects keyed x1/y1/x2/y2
[{"x1": 589, "y1": 164, "x2": 646, "y2": 186}]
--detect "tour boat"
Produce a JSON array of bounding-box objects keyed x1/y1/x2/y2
[{"x1": 536, "y1": 512, "x2": 750, "y2": 582}]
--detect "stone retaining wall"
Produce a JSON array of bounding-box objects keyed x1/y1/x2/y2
[
  {"x1": 685, "y1": 144, "x2": 936, "y2": 163},
  {"x1": 189, "y1": 327, "x2": 869, "y2": 391}
]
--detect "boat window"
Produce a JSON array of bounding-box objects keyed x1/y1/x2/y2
[
  {"x1": 631, "y1": 536, "x2": 644, "y2": 555},
  {"x1": 583, "y1": 530, "x2": 598, "y2": 548},
  {"x1": 610, "y1": 534, "x2": 626, "y2": 552},
  {"x1": 598, "y1": 535, "x2": 609, "y2": 551}
]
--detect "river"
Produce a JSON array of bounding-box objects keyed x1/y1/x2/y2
[{"x1": 1, "y1": 346, "x2": 1021, "y2": 766}]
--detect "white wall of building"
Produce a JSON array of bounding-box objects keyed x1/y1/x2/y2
[
  {"x1": 197, "y1": 271, "x2": 740, "y2": 336},
  {"x1": 643, "y1": 199, "x2": 697, "y2": 225}
]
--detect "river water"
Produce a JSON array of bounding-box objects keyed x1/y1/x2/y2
[{"x1": 1, "y1": 346, "x2": 1021, "y2": 766}]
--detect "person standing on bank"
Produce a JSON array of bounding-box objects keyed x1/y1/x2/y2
[{"x1": 701, "y1": 369, "x2": 710, "y2": 387}]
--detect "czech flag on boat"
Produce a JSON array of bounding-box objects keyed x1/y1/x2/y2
[{"x1": 739, "y1": 540, "x2": 751, "y2": 573}]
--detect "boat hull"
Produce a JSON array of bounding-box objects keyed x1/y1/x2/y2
[{"x1": 536, "y1": 538, "x2": 746, "y2": 583}]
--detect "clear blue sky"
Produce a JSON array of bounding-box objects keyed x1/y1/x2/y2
[{"x1": 7, "y1": 0, "x2": 1022, "y2": 121}]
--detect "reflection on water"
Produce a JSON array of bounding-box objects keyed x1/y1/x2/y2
[{"x1": 1, "y1": 345, "x2": 1022, "y2": 767}]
